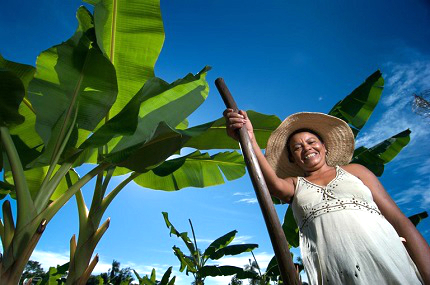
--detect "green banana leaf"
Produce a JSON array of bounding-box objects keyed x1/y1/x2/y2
[
  {"x1": 185, "y1": 110, "x2": 282, "y2": 150},
  {"x1": 199, "y1": 265, "x2": 257, "y2": 279},
  {"x1": 203, "y1": 230, "x2": 237, "y2": 260},
  {"x1": 159, "y1": 267, "x2": 174, "y2": 285},
  {"x1": 0, "y1": 69, "x2": 25, "y2": 127},
  {"x1": 352, "y1": 129, "x2": 411, "y2": 176},
  {"x1": 28, "y1": 6, "x2": 117, "y2": 147},
  {"x1": 282, "y1": 205, "x2": 299, "y2": 248},
  {"x1": 78, "y1": 67, "x2": 210, "y2": 171},
  {"x1": 408, "y1": 211, "x2": 428, "y2": 227},
  {"x1": 162, "y1": 212, "x2": 196, "y2": 255},
  {"x1": 172, "y1": 246, "x2": 197, "y2": 274},
  {"x1": 209, "y1": 244, "x2": 258, "y2": 260},
  {"x1": 40, "y1": 262, "x2": 69, "y2": 285},
  {"x1": 108, "y1": 67, "x2": 210, "y2": 153},
  {"x1": 103, "y1": 122, "x2": 187, "y2": 172},
  {"x1": 329, "y1": 70, "x2": 384, "y2": 136},
  {"x1": 134, "y1": 151, "x2": 246, "y2": 191},
  {"x1": 91, "y1": 0, "x2": 165, "y2": 118},
  {"x1": 265, "y1": 255, "x2": 280, "y2": 280},
  {"x1": 0, "y1": 54, "x2": 41, "y2": 152}
]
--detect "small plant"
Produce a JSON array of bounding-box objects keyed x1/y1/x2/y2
[
  {"x1": 133, "y1": 267, "x2": 176, "y2": 285},
  {"x1": 162, "y1": 212, "x2": 259, "y2": 285}
]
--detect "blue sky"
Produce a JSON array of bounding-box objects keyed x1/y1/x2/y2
[{"x1": 1, "y1": 0, "x2": 430, "y2": 284}]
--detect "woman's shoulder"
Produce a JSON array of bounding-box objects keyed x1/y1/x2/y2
[{"x1": 340, "y1": 163, "x2": 376, "y2": 181}]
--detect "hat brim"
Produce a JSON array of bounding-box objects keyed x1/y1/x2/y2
[{"x1": 265, "y1": 112, "x2": 355, "y2": 178}]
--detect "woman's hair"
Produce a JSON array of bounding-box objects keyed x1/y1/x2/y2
[{"x1": 285, "y1": 128, "x2": 324, "y2": 162}]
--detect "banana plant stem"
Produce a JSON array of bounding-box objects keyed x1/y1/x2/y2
[
  {"x1": 0, "y1": 126, "x2": 35, "y2": 229},
  {"x1": 42, "y1": 162, "x2": 110, "y2": 223},
  {"x1": 101, "y1": 172, "x2": 140, "y2": 212}
]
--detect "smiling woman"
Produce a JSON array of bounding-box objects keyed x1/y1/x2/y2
[{"x1": 224, "y1": 109, "x2": 430, "y2": 285}]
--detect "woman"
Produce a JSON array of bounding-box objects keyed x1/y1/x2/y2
[{"x1": 224, "y1": 109, "x2": 430, "y2": 284}]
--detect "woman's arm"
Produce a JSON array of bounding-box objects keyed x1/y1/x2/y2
[
  {"x1": 223, "y1": 109, "x2": 295, "y2": 202},
  {"x1": 346, "y1": 163, "x2": 430, "y2": 284}
]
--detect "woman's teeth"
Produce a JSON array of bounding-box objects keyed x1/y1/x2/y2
[{"x1": 304, "y1": 153, "x2": 316, "y2": 160}]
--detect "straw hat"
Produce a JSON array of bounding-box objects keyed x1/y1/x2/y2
[{"x1": 265, "y1": 112, "x2": 355, "y2": 178}]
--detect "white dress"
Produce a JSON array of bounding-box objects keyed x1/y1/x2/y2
[{"x1": 291, "y1": 166, "x2": 423, "y2": 285}]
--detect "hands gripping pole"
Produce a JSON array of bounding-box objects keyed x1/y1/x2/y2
[{"x1": 216, "y1": 78, "x2": 301, "y2": 285}]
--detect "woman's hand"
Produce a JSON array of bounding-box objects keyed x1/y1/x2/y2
[{"x1": 223, "y1": 109, "x2": 254, "y2": 140}]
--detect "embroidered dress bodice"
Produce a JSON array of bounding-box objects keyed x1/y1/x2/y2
[{"x1": 291, "y1": 166, "x2": 422, "y2": 285}]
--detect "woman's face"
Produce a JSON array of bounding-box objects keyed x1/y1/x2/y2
[{"x1": 288, "y1": 131, "x2": 327, "y2": 171}]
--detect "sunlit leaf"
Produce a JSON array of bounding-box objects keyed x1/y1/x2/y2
[
  {"x1": 28, "y1": 6, "x2": 117, "y2": 146},
  {"x1": 203, "y1": 230, "x2": 237, "y2": 260},
  {"x1": 209, "y1": 244, "x2": 258, "y2": 260},
  {"x1": 352, "y1": 129, "x2": 411, "y2": 176},
  {"x1": 199, "y1": 265, "x2": 257, "y2": 279},
  {"x1": 329, "y1": 70, "x2": 383, "y2": 136},
  {"x1": 185, "y1": 111, "x2": 281, "y2": 150},
  {"x1": 162, "y1": 212, "x2": 196, "y2": 255},
  {"x1": 134, "y1": 151, "x2": 245, "y2": 191},
  {"x1": 93, "y1": 0, "x2": 165, "y2": 118}
]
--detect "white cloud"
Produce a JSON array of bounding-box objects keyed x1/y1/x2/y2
[
  {"x1": 30, "y1": 250, "x2": 191, "y2": 284},
  {"x1": 417, "y1": 157, "x2": 430, "y2": 175},
  {"x1": 236, "y1": 198, "x2": 258, "y2": 204},
  {"x1": 233, "y1": 192, "x2": 251, "y2": 196},
  {"x1": 393, "y1": 179, "x2": 430, "y2": 209},
  {"x1": 355, "y1": 59, "x2": 430, "y2": 160},
  {"x1": 30, "y1": 250, "x2": 70, "y2": 271}
]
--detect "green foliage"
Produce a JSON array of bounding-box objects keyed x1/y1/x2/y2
[
  {"x1": 19, "y1": 260, "x2": 46, "y2": 284},
  {"x1": 40, "y1": 262, "x2": 69, "y2": 285},
  {"x1": 328, "y1": 70, "x2": 384, "y2": 137},
  {"x1": 133, "y1": 267, "x2": 176, "y2": 285},
  {"x1": 408, "y1": 211, "x2": 428, "y2": 227},
  {"x1": 162, "y1": 212, "x2": 259, "y2": 284},
  {"x1": 0, "y1": 0, "x2": 255, "y2": 284}
]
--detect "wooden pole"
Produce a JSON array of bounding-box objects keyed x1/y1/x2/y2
[{"x1": 215, "y1": 78, "x2": 301, "y2": 285}]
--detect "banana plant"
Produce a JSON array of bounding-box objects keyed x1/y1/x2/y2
[
  {"x1": 133, "y1": 267, "x2": 176, "y2": 285},
  {"x1": 162, "y1": 212, "x2": 259, "y2": 284},
  {"x1": 0, "y1": 0, "x2": 281, "y2": 283}
]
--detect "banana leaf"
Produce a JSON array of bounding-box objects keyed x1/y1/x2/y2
[
  {"x1": 40, "y1": 262, "x2": 69, "y2": 285},
  {"x1": 199, "y1": 265, "x2": 257, "y2": 279},
  {"x1": 0, "y1": 54, "x2": 41, "y2": 152},
  {"x1": 329, "y1": 70, "x2": 384, "y2": 136},
  {"x1": 352, "y1": 129, "x2": 410, "y2": 176},
  {"x1": 159, "y1": 267, "x2": 174, "y2": 285},
  {"x1": 282, "y1": 205, "x2": 299, "y2": 248},
  {"x1": 134, "y1": 151, "x2": 245, "y2": 191},
  {"x1": 172, "y1": 246, "x2": 197, "y2": 274},
  {"x1": 28, "y1": 6, "x2": 117, "y2": 149},
  {"x1": 91, "y1": 0, "x2": 165, "y2": 118},
  {"x1": 185, "y1": 110, "x2": 281, "y2": 150},
  {"x1": 0, "y1": 69, "x2": 25, "y2": 127},
  {"x1": 203, "y1": 230, "x2": 237, "y2": 260},
  {"x1": 209, "y1": 244, "x2": 258, "y2": 260},
  {"x1": 162, "y1": 212, "x2": 196, "y2": 255},
  {"x1": 408, "y1": 211, "x2": 428, "y2": 227}
]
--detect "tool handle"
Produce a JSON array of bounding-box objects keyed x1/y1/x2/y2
[
  {"x1": 215, "y1": 78, "x2": 238, "y2": 111},
  {"x1": 215, "y1": 77, "x2": 301, "y2": 285}
]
